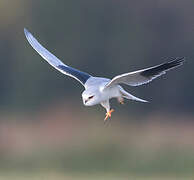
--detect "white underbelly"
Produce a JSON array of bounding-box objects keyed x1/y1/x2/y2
[{"x1": 101, "y1": 86, "x2": 121, "y2": 100}]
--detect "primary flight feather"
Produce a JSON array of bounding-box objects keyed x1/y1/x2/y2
[{"x1": 24, "y1": 28, "x2": 185, "y2": 122}]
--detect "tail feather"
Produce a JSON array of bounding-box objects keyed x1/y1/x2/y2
[
  {"x1": 123, "y1": 94, "x2": 148, "y2": 103},
  {"x1": 120, "y1": 87, "x2": 148, "y2": 103}
]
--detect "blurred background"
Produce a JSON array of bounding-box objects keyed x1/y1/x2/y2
[{"x1": 0, "y1": 0, "x2": 194, "y2": 179}]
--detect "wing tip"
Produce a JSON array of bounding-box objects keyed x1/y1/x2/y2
[
  {"x1": 164, "y1": 57, "x2": 185, "y2": 70},
  {"x1": 24, "y1": 28, "x2": 29, "y2": 37},
  {"x1": 166, "y1": 57, "x2": 185, "y2": 67},
  {"x1": 24, "y1": 28, "x2": 33, "y2": 43},
  {"x1": 139, "y1": 57, "x2": 185, "y2": 79}
]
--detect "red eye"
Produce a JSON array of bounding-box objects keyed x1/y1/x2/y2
[{"x1": 88, "y1": 95, "x2": 94, "y2": 99}]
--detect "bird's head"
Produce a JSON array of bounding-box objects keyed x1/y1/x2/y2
[{"x1": 82, "y1": 89, "x2": 100, "y2": 106}]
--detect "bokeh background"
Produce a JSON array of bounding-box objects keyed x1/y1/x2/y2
[{"x1": 0, "y1": 0, "x2": 194, "y2": 179}]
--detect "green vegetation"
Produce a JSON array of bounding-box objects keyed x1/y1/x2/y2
[{"x1": 0, "y1": 118, "x2": 194, "y2": 178}]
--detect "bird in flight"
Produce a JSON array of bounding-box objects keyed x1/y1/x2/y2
[{"x1": 24, "y1": 28, "x2": 185, "y2": 122}]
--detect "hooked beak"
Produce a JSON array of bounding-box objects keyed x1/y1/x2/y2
[{"x1": 84, "y1": 99, "x2": 88, "y2": 104}]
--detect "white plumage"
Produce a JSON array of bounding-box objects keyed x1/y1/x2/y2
[{"x1": 24, "y1": 28, "x2": 185, "y2": 122}]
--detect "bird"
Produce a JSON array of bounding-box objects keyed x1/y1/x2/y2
[{"x1": 24, "y1": 28, "x2": 185, "y2": 122}]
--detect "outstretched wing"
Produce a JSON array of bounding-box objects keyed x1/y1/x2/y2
[
  {"x1": 104, "y1": 57, "x2": 185, "y2": 89},
  {"x1": 24, "y1": 28, "x2": 91, "y2": 86}
]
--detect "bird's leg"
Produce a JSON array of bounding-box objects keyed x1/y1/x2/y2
[
  {"x1": 117, "y1": 97, "x2": 124, "y2": 104},
  {"x1": 101, "y1": 100, "x2": 114, "y2": 122},
  {"x1": 104, "y1": 109, "x2": 114, "y2": 121}
]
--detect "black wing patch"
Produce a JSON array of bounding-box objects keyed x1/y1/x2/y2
[
  {"x1": 58, "y1": 65, "x2": 91, "y2": 85},
  {"x1": 140, "y1": 57, "x2": 185, "y2": 78}
]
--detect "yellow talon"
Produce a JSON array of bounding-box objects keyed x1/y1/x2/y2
[
  {"x1": 118, "y1": 97, "x2": 124, "y2": 104},
  {"x1": 120, "y1": 100, "x2": 124, "y2": 105},
  {"x1": 104, "y1": 109, "x2": 114, "y2": 121}
]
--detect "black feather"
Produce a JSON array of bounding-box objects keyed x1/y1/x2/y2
[
  {"x1": 140, "y1": 57, "x2": 185, "y2": 78},
  {"x1": 58, "y1": 65, "x2": 91, "y2": 84}
]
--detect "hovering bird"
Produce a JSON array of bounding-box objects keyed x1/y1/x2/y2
[{"x1": 24, "y1": 28, "x2": 185, "y2": 122}]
